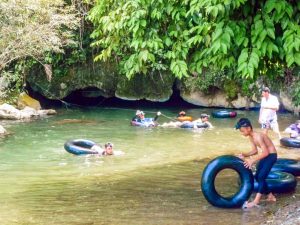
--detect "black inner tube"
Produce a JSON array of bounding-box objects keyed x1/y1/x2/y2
[{"x1": 201, "y1": 155, "x2": 254, "y2": 208}]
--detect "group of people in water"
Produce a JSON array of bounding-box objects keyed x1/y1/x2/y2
[
  {"x1": 131, "y1": 109, "x2": 214, "y2": 129},
  {"x1": 87, "y1": 86, "x2": 298, "y2": 210}
]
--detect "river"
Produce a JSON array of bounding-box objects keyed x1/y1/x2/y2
[{"x1": 0, "y1": 107, "x2": 299, "y2": 225}]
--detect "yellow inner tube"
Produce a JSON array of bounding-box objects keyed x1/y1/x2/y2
[{"x1": 177, "y1": 116, "x2": 193, "y2": 122}]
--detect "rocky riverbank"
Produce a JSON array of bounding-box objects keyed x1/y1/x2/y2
[{"x1": 262, "y1": 201, "x2": 300, "y2": 225}]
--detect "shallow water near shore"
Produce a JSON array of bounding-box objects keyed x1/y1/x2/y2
[{"x1": 0, "y1": 107, "x2": 299, "y2": 225}]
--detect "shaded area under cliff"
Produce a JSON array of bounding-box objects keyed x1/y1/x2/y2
[{"x1": 26, "y1": 85, "x2": 199, "y2": 109}]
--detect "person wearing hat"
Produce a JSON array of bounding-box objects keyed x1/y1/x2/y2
[
  {"x1": 131, "y1": 110, "x2": 161, "y2": 126},
  {"x1": 259, "y1": 87, "x2": 281, "y2": 139},
  {"x1": 284, "y1": 120, "x2": 300, "y2": 139},
  {"x1": 235, "y1": 118, "x2": 277, "y2": 209},
  {"x1": 191, "y1": 113, "x2": 213, "y2": 129}
]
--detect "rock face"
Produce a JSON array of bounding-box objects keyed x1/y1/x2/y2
[
  {"x1": 115, "y1": 72, "x2": 174, "y2": 102},
  {"x1": 181, "y1": 89, "x2": 259, "y2": 109},
  {"x1": 0, "y1": 103, "x2": 56, "y2": 120},
  {"x1": 17, "y1": 92, "x2": 41, "y2": 110},
  {"x1": 280, "y1": 91, "x2": 300, "y2": 115},
  {"x1": 25, "y1": 61, "x2": 300, "y2": 113},
  {"x1": 26, "y1": 61, "x2": 175, "y2": 102}
]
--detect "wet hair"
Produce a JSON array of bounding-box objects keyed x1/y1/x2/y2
[
  {"x1": 235, "y1": 118, "x2": 252, "y2": 130},
  {"x1": 262, "y1": 87, "x2": 270, "y2": 93},
  {"x1": 105, "y1": 142, "x2": 113, "y2": 148}
]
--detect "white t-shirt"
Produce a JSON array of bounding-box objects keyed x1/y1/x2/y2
[{"x1": 260, "y1": 94, "x2": 279, "y2": 122}]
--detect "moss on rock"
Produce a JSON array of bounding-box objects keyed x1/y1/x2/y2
[
  {"x1": 27, "y1": 61, "x2": 119, "y2": 99},
  {"x1": 26, "y1": 61, "x2": 175, "y2": 102},
  {"x1": 115, "y1": 72, "x2": 175, "y2": 102}
]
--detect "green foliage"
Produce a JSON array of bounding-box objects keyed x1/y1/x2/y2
[
  {"x1": 224, "y1": 80, "x2": 239, "y2": 100},
  {"x1": 180, "y1": 69, "x2": 226, "y2": 94},
  {"x1": 289, "y1": 67, "x2": 300, "y2": 106},
  {"x1": 89, "y1": 0, "x2": 300, "y2": 87}
]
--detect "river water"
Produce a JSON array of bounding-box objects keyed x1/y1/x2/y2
[{"x1": 0, "y1": 107, "x2": 299, "y2": 225}]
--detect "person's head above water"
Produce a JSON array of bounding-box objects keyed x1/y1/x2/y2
[
  {"x1": 104, "y1": 142, "x2": 114, "y2": 155},
  {"x1": 200, "y1": 113, "x2": 210, "y2": 122},
  {"x1": 235, "y1": 118, "x2": 253, "y2": 136},
  {"x1": 136, "y1": 110, "x2": 145, "y2": 118},
  {"x1": 178, "y1": 111, "x2": 186, "y2": 117}
]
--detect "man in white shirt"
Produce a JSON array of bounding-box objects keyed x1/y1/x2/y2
[{"x1": 259, "y1": 87, "x2": 281, "y2": 139}]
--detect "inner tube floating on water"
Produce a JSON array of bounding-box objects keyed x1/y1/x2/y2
[
  {"x1": 280, "y1": 137, "x2": 300, "y2": 148},
  {"x1": 201, "y1": 155, "x2": 253, "y2": 208},
  {"x1": 271, "y1": 158, "x2": 300, "y2": 176},
  {"x1": 253, "y1": 171, "x2": 297, "y2": 193},
  {"x1": 64, "y1": 139, "x2": 98, "y2": 155},
  {"x1": 177, "y1": 116, "x2": 193, "y2": 122},
  {"x1": 180, "y1": 122, "x2": 209, "y2": 129},
  {"x1": 212, "y1": 110, "x2": 237, "y2": 118},
  {"x1": 131, "y1": 118, "x2": 157, "y2": 127}
]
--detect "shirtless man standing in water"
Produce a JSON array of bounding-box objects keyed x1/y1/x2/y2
[{"x1": 235, "y1": 118, "x2": 277, "y2": 208}]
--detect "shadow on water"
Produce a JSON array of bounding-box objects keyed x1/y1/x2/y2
[{"x1": 26, "y1": 84, "x2": 199, "y2": 109}]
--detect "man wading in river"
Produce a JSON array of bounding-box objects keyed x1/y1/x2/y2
[{"x1": 235, "y1": 118, "x2": 277, "y2": 209}]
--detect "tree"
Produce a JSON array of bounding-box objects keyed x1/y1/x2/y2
[
  {"x1": 88, "y1": 0, "x2": 300, "y2": 82},
  {"x1": 0, "y1": 0, "x2": 79, "y2": 74}
]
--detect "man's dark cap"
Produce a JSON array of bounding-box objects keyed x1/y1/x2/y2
[{"x1": 235, "y1": 118, "x2": 252, "y2": 129}]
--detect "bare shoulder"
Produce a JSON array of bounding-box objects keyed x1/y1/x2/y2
[{"x1": 253, "y1": 131, "x2": 265, "y2": 140}]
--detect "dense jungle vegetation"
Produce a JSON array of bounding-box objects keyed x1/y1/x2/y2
[{"x1": 0, "y1": 0, "x2": 299, "y2": 105}]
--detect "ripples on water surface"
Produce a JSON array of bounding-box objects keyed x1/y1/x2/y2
[{"x1": 0, "y1": 107, "x2": 299, "y2": 225}]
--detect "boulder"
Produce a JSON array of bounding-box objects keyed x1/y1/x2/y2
[
  {"x1": 0, "y1": 125, "x2": 7, "y2": 135},
  {"x1": 17, "y1": 92, "x2": 41, "y2": 110},
  {"x1": 0, "y1": 103, "x2": 56, "y2": 120},
  {"x1": 280, "y1": 91, "x2": 300, "y2": 115},
  {"x1": 181, "y1": 90, "x2": 259, "y2": 109}
]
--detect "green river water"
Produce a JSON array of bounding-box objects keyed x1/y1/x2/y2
[{"x1": 0, "y1": 107, "x2": 299, "y2": 225}]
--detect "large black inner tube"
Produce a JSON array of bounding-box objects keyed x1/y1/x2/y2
[
  {"x1": 271, "y1": 158, "x2": 300, "y2": 176},
  {"x1": 201, "y1": 155, "x2": 253, "y2": 208},
  {"x1": 280, "y1": 137, "x2": 300, "y2": 148},
  {"x1": 253, "y1": 171, "x2": 297, "y2": 193}
]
